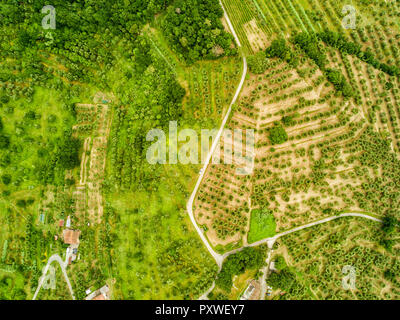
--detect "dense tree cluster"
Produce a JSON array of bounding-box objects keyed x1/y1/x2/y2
[
  {"x1": 318, "y1": 31, "x2": 400, "y2": 77},
  {"x1": 382, "y1": 215, "x2": 399, "y2": 235},
  {"x1": 265, "y1": 38, "x2": 298, "y2": 67},
  {"x1": 247, "y1": 51, "x2": 269, "y2": 74},
  {"x1": 0, "y1": 116, "x2": 8, "y2": 149},
  {"x1": 162, "y1": 0, "x2": 236, "y2": 63},
  {"x1": 216, "y1": 247, "x2": 266, "y2": 291},
  {"x1": 292, "y1": 33, "x2": 327, "y2": 69},
  {"x1": 268, "y1": 267, "x2": 302, "y2": 297},
  {"x1": 325, "y1": 68, "x2": 354, "y2": 98},
  {"x1": 0, "y1": 0, "x2": 242, "y2": 301},
  {"x1": 36, "y1": 134, "x2": 80, "y2": 185},
  {"x1": 289, "y1": 33, "x2": 354, "y2": 98},
  {"x1": 269, "y1": 125, "x2": 288, "y2": 145}
]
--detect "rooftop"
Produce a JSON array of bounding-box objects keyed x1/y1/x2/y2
[{"x1": 63, "y1": 229, "x2": 81, "y2": 245}]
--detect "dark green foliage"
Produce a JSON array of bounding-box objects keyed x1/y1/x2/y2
[
  {"x1": 17, "y1": 31, "x2": 34, "y2": 47},
  {"x1": 382, "y1": 215, "x2": 398, "y2": 234},
  {"x1": 0, "y1": 0, "x2": 206, "y2": 301},
  {"x1": 36, "y1": 135, "x2": 80, "y2": 185},
  {"x1": 325, "y1": 68, "x2": 354, "y2": 98},
  {"x1": 318, "y1": 31, "x2": 400, "y2": 77},
  {"x1": 56, "y1": 136, "x2": 80, "y2": 170},
  {"x1": 0, "y1": 134, "x2": 10, "y2": 149},
  {"x1": 248, "y1": 51, "x2": 269, "y2": 74},
  {"x1": 281, "y1": 113, "x2": 299, "y2": 127},
  {"x1": 385, "y1": 82, "x2": 393, "y2": 91},
  {"x1": 0, "y1": 275, "x2": 27, "y2": 300},
  {"x1": 268, "y1": 268, "x2": 301, "y2": 296},
  {"x1": 269, "y1": 125, "x2": 288, "y2": 145},
  {"x1": 1, "y1": 174, "x2": 11, "y2": 185},
  {"x1": 318, "y1": 31, "x2": 361, "y2": 56},
  {"x1": 274, "y1": 255, "x2": 287, "y2": 271},
  {"x1": 162, "y1": 0, "x2": 236, "y2": 63},
  {"x1": 216, "y1": 247, "x2": 266, "y2": 291},
  {"x1": 265, "y1": 38, "x2": 298, "y2": 67},
  {"x1": 291, "y1": 33, "x2": 355, "y2": 97},
  {"x1": 292, "y1": 33, "x2": 326, "y2": 69}
]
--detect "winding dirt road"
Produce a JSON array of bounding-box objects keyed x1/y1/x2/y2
[
  {"x1": 186, "y1": 0, "x2": 247, "y2": 270},
  {"x1": 32, "y1": 254, "x2": 75, "y2": 300},
  {"x1": 199, "y1": 212, "x2": 382, "y2": 299},
  {"x1": 187, "y1": 1, "x2": 383, "y2": 273},
  {"x1": 221, "y1": 212, "x2": 382, "y2": 260},
  {"x1": 183, "y1": 1, "x2": 384, "y2": 301}
]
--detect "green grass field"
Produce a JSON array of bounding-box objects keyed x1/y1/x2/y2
[
  {"x1": 247, "y1": 208, "x2": 277, "y2": 243},
  {"x1": 106, "y1": 165, "x2": 219, "y2": 299}
]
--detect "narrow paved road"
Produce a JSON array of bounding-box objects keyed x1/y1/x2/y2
[
  {"x1": 186, "y1": 1, "x2": 384, "y2": 301},
  {"x1": 221, "y1": 212, "x2": 382, "y2": 260},
  {"x1": 188, "y1": 0, "x2": 384, "y2": 278},
  {"x1": 186, "y1": 0, "x2": 247, "y2": 270},
  {"x1": 199, "y1": 281, "x2": 216, "y2": 300},
  {"x1": 259, "y1": 249, "x2": 273, "y2": 300},
  {"x1": 199, "y1": 212, "x2": 382, "y2": 299},
  {"x1": 32, "y1": 254, "x2": 75, "y2": 300}
]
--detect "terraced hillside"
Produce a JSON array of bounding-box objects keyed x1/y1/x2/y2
[
  {"x1": 195, "y1": 0, "x2": 400, "y2": 301},
  {"x1": 223, "y1": 0, "x2": 400, "y2": 59},
  {"x1": 195, "y1": 39, "x2": 400, "y2": 252},
  {"x1": 270, "y1": 216, "x2": 400, "y2": 299}
]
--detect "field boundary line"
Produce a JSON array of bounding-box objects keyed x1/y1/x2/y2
[{"x1": 187, "y1": 0, "x2": 248, "y2": 270}]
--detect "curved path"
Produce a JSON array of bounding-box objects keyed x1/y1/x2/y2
[
  {"x1": 186, "y1": 1, "x2": 384, "y2": 300},
  {"x1": 199, "y1": 281, "x2": 216, "y2": 300},
  {"x1": 187, "y1": 1, "x2": 383, "y2": 272},
  {"x1": 32, "y1": 254, "x2": 75, "y2": 300},
  {"x1": 186, "y1": 0, "x2": 247, "y2": 270},
  {"x1": 199, "y1": 212, "x2": 382, "y2": 299},
  {"x1": 221, "y1": 212, "x2": 382, "y2": 260}
]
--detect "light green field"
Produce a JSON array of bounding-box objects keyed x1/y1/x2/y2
[{"x1": 247, "y1": 208, "x2": 277, "y2": 243}]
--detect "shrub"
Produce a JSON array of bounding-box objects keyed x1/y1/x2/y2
[
  {"x1": 1, "y1": 174, "x2": 11, "y2": 185},
  {"x1": 269, "y1": 125, "x2": 288, "y2": 145},
  {"x1": 248, "y1": 52, "x2": 269, "y2": 74}
]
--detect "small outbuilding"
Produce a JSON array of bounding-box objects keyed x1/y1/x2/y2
[
  {"x1": 86, "y1": 285, "x2": 110, "y2": 300},
  {"x1": 63, "y1": 229, "x2": 81, "y2": 245},
  {"x1": 240, "y1": 280, "x2": 261, "y2": 300}
]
